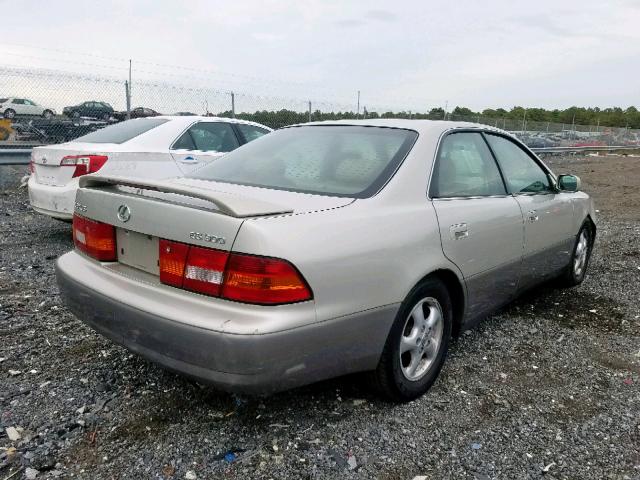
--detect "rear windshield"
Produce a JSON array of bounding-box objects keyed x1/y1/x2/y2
[
  {"x1": 74, "y1": 118, "x2": 169, "y2": 144},
  {"x1": 188, "y1": 125, "x2": 417, "y2": 197}
]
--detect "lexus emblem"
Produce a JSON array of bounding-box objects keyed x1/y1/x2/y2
[
  {"x1": 42, "y1": 157, "x2": 47, "y2": 164},
  {"x1": 117, "y1": 204, "x2": 131, "y2": 222}
]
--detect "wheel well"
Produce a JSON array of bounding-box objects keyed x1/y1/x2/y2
[
  {"x1": 427, "y1": 269, "x2": 465, "y2": 337},
  {"x1": 585, "y1": 215, "x2": 596, "y2": 241}
]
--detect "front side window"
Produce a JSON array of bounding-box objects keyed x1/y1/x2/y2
[
  {"x1": 236, "y1": 123, "x2": 269, "y2": 143},
  {"x1": 485, "y1": 134, "x2": 552, "y2": 194},
  {"x1": 74, "y1": 118, "x2": 169, "y2": 144},
  {"x1": 13, "y1": 99, "x2": 24, "y2": 104},
  {"x1": 173, "y1": 122, "x2": 239, "y2": 152},
  {"x1": 430, "y1": 132, "x2": 506, "y2": 198},
  {"x1": 189, "y1": 125, "x2": 417, "y2": 197}
]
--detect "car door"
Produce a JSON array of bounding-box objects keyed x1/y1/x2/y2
[
  {"x1": 12, "y1": 99, "x2": 27, "y2": 115},
  {"x1": 484, "y1": 133, "x2": 575, "y2": 288},
  {"x1": 430, "y1": 131, "x2": 524, "y2": 320},
  {"x1": 170, "y1": 121, "x2": 240, "y2": 174},
  {"x1": 24, "y1": 99, "x2": 41, "y2": 115}
]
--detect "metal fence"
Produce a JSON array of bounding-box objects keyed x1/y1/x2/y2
[{"x1": 1, "y1": 65, "x2": 639, "y2": 150}]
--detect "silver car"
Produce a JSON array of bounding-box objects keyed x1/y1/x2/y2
[{"x1": 56, "y1": 120, "x2": 596, "y2": 401}]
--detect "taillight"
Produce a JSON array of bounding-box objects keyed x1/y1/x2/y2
[
  {"x1": 158, "y1": 242, "x2": 312, "y2": 305},
  {"x1": 61, "y1": 155, "x2": 108, "y2": 178},
  {"x1": 29, "y1": 152, "x2": 35, "y2": 174},
  {"x1": 72, "y1": 214, "x2": 117, "y2": 261},
  {"x1": 222, "y1": 253, "x2": 312, "y2": 304},
  {"x1": 159, "y1": 239, "x2": 189, "y2": 287},
  {"x1": 183, "y1": 246, "x2": 228, "y2": 296}
]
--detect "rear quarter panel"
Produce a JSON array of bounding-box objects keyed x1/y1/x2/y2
[{"x1": 233, "y1": 198, "x2": 462, "y2": 322}]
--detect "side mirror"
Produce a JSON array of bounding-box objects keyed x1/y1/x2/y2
[{"x1": 558, "y1": 174, "x2": 581, "y2": 192}]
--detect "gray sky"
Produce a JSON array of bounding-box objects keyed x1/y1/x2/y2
[{"x1": 1, "y1": 0, "x2": 639, "y2": 112}]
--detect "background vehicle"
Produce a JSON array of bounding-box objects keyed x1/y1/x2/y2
[
  {"x1": 28, "y1": 116, "x2": 271, "y2": 220},
  {"x1": 55, "y1": 120, "x2": 596, "y2": 401},
  {"x1": 0, "y1": 97, "x2": 55, "y2": 119},
  {"x1": 63, "y1": 101, "x2": 114, "y2": 120},
  {"x1": 114, "y1": 107, "x2": 160, "y2": 121}
]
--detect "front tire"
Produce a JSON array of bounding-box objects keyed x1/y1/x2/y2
[
  {"x1": 101, "y1": 112, "x2": 110, "y2": 121},
  {"x1": 370, "y1": 277, "x2": 452, "y2": 402},
  {"x1": 42, "y1": 110, "x2": 53, "y2": 119},
  {"x1": 558, "y1": 222, "x2": 593, "y2": 287},
  {"x1": 3, "y1": 109, "x2": 15, "y2": 119},
  {"x1": 71, "y1": 111, "x2": 80, "y2": 119}
]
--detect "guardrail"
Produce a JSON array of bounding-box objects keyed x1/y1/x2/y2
[
  {"x1": 0, "y1": 149, "x2": 31, "y2": 165},
  {"x1": 531, "y1": 145, "x2": 640, "y2": 154},
  {"x1": 1, "y1": 144, "x2": 639, "y2": 167}
]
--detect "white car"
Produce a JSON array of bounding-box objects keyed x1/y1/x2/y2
[
  {"x1": 28, "y1": 116, "x2": 272, "y2": 220},
  {"x1": 0, "y1": 97, "x2": 56, "y2": 119}
]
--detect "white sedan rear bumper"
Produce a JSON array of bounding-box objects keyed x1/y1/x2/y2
[{"x1": 28, "y1": 175, "x2": 78, "y2": 221}]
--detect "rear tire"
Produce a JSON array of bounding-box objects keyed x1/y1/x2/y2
[
  {"x1": 71, "y1": 111, "x2": 80, "y2": 119},
  {"x1": 370, "y1": 277, "x2": 452, "y2": 402},
  {"x1": 42, "y1": 110, "x2": 53, "y2": 119},
  {"x1": 558, "y1": 221, "x2": 593, "y2": 287},
  {"x1": 3, "y1": 109, "x2": 15, "y2": 119},
  {"x1": 102, "y1": 112, "x2": 110, "y2": 121}
]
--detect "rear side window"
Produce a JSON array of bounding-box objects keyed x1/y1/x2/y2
[
  {"x1": 189, "y1": 125, "x2": 417, "y2": 197},
  {"x1": 485, "y1": 134, "x2": 552, "y2": 194},
  {"x1": 236, "y1": 123, "x2": 269, "y2": 142},
  {"x1": 73, "y1": 118, "x2": 169, "y2": 144},
  {"x1": 430, "y1": 132, "x2": 506, "y2": 198},
  {"x1": 172, "y1": 122, "x2": 239, "y2": 152},
  {"x1": 0, "y1": 98, "x2": 8, "y2": 103}
]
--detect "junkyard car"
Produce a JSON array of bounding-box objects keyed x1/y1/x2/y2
[
  {"x1": 56, "y1": 120, "x2": 596, "y2": 401},
  {"x1": 28, "y1": 116, "x2": 271, "y2": 220},
  {"x1": 0, "y1": 97, "x2": 55, "y2": 119}
]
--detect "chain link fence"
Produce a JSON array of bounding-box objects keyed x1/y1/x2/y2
[{"x1": 1, "y1": 65, "x2": 639, "y2": 149}]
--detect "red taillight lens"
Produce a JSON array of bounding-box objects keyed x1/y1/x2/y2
[
  {"x1": 183, "y1": 246, "x2": 228, "y2": 296},
  {"x1": 61, "y1": 155, "x2": 108, "y2": 178},
  {"x1": 222, "y1": 253, "x2": 312, "y2": 304},
  {"x1": 159, "y1": 239, "x2": 189, "y2": 287},
  {"x1": 72, "y1": 214, "x2": 116, "y2": 261},
  {"x1": 158, "y1": 243, "x2": 312, "y2": 305}
]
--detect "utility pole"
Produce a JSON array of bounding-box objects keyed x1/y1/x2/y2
[
  {"x1": 232, "y1": 92, "x2": 236, "y2": 117},
  {"x1": 522, "y1": 109, "x2": 527, "y2": 133},
  {"x1": 308, "y1": 101, "x2": 312, "y2": 122},
  {"x1": 444, "y1": 100, "x2": 448, "y2": 120},
  {"x1": 125, "y1": 81, "x2": 130, "y2": 119},
  {"x1": 126, "y1": 59, "x2": 132, "y2": 120},
  {"x1": 356, "y1": 90, "x2": 360, "y2": 118}
]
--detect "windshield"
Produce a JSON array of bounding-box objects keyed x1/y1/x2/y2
[
  {"x1": 73, "y1": 118, "x2": 169, "y2": 144},
  {"x1": 188, "y1": 125, "x2": 417, "y2": 197}
]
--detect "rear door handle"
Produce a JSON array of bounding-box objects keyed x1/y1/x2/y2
[
  {"x1": 449, "y1": 223, "x2": 468, "y2": 240},
  {"x1": 527, "y1": 210, "x2": 539, "y2": 223},
  {"x1": 179, "y1": 155, "x2": 198, "y2": 164}
]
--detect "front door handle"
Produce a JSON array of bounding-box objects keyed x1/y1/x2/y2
[
  {"x1": 449, "y1": 223, "x2": 468, "y2": 240},
  {"x1": 179, "y1": 155, "x2": 198, "y2": 164},
  {"x1": 527, "y1": 210, "x2": 539, "y2": 223}
]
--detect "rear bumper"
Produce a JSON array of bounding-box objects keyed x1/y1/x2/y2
[
  {"x1": 55, "y1": 251, "x2": 397, "y2": 394},
  {"x1": 28, "y1": 176, "x2": 76, "y2": 220}
]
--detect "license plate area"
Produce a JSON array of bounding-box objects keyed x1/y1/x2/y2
[{"x1": 116, "y1": 229, "x2": 159, "y2": 275}]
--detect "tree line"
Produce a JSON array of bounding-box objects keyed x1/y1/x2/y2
[{"x1": 216, "y1": 105, "x2": 640, "y2": 130}]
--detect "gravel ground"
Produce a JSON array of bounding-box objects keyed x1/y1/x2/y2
[{"x1": 1, "y1": 155, "x2": 639, "y2": 480}]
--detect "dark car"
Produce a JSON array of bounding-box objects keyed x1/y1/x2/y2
[
  {"x1": 63, "y1": 101, "x2": 114, "y2": 121},
  {"x1": 114, "y1": 107, "x2": 160, "y2": 121}
]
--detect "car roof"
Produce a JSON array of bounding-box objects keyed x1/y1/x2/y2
[
  {"x1": 154, "y1": 115, "x2": 273, "y2": 130},
  {"x1": 294, "y1": 118, "x2": 506, "y2": 137}
]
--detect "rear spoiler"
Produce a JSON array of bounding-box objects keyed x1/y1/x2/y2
[{"x1": 78, "y1": 175, "x2": 294, "y2": 218}]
